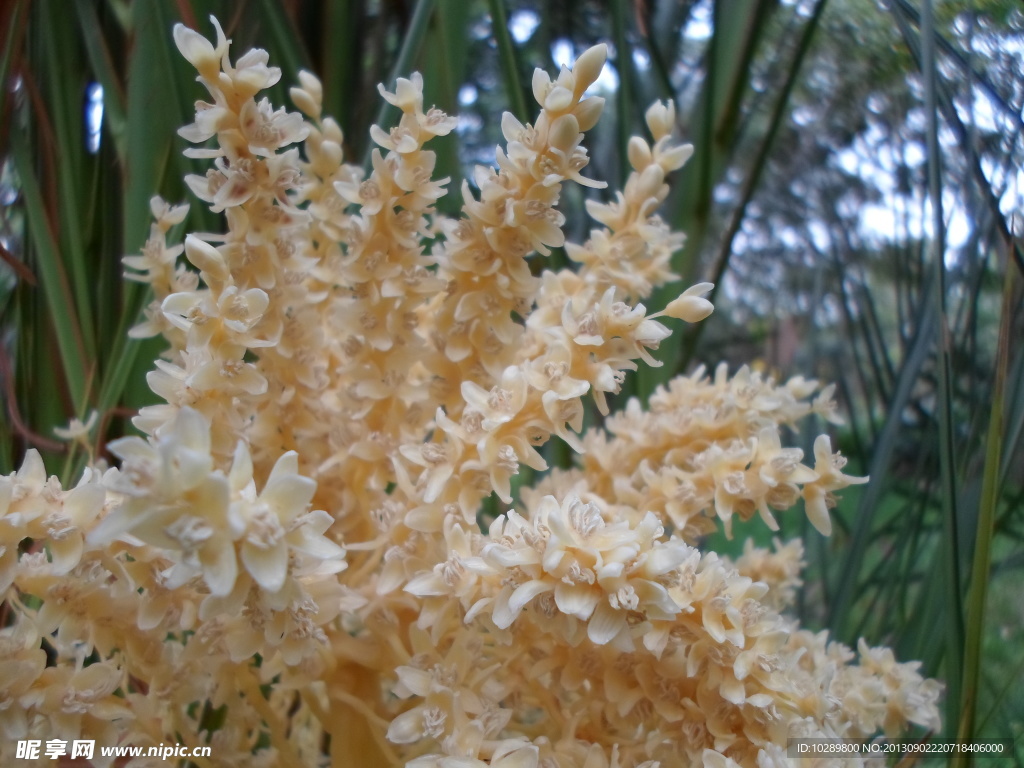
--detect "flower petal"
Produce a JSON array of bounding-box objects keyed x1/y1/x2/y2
[
  {"x1": 241, "y1": 540, "x2": 288, "y2": 592},
  {"x1": 588, "y1": 599, "x2": 625, "y2": 645}
]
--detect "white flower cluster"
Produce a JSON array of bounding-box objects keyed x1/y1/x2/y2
[{"x1": 0, "y1": 17, "x2": 940, "y2": 768}]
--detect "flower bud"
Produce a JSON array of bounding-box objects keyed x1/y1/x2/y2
[
  {"x1": 684, "y1": 281, "x2": 715, "y2": 297},
  {"x1": 645, "y1": 99, "x2": 677, "y2": 140},
  {"x1": 290, "y1": 87, "x2": 321, "y2": 119},
  {"x1": 184, "y1": 235, "x2": 228, "y2": 282},
  {"x1": 544, "y1": 86, "x2": 573, "y2": 113},
  {"x1": 663, "y1": 283, "x2": 715, "y2": 323},
  {"x1": 549, "y1": 114, "x2": 581, "y2": 152},
  {"x1": 636, "y1": 164, "x2": 665, "y2": 200},
  {"x1": 297, "y1": 70, "x2": 323, "y2": 103},
  {"x1": 628, "y1": 136, "x2": 653, "y2": 171},
  {"x1": 573, "y1": 97, "x2": 605, "y2": 132},
  {"x1": 501, "y1": 112, "x2": 527, "y2": 143},
  {"x1": 322, "y1": 117, "x2": 343, "y2": 144},
  {"x1": 572, "y1": 44, "x2": 609, "y2": 98},
  {"x1": 659, "y1": 143, "x2": 694, "y2": 172},
  {"x1": 319, "y1": 140, "x2": 344, "y2": 167},
  {"x1": 532, "y1": 69, "x2": 552, "y2": 108}
]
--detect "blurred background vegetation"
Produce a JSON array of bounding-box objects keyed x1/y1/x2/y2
[{"x1": 1, "y1": 0, "x2": 1021, "y2": 762}]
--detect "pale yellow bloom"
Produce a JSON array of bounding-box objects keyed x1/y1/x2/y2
[
  {"x1": 802, "y1": 434, "x2": 868, "y2": 535},
  {"x1": 52, "y1": 410, "x2": 99, "y2": 443},
  {"x1": 0, "y1": 22, "x2": 942, "y2": 768}
]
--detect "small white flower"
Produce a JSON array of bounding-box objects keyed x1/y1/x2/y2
[{"x1": 53, "y1": 411, "x2": 98, "y2": 443}]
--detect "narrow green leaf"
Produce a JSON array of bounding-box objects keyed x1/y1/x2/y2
[
  {"x1": 829, "y1": 282, "x2": 938, "y2": 636},
  {"x1": 75, "y1": 0, "x2": 127, "y2": 158},
  {"x1": 320, "y1": 2, "x2": 358, "y2": 136},
  {"x1": 255, "y1": 0, "x2": 312, "y2": 83},
  {"x1": 121, "y1": 1, "x2": 190, "y2": 254},
  {"x1": 94, "y1": 2, "x2": 195, "y2": 426},
  {"x1": 957, "y1": 258, "x2": 1013, "y2": 754},
  {"x1": 0, "y1": 2, "x2": 25, "y2": 139},
  {"x1": 612, "y1": 0, "x2": 634, "y2": 186},
  {"x1": 364, "y1": 0, "x2": 437, "y2": 170},
  {"x1": 38, "y1": 2, "x2": 97, "y2": 362},
  {"x1": 640, "y1": 0, "x2": 778, "y2": 395},
  {"x1": 9, "y1": 130, "x2": 89, "y2": 413},
  {"x1": 676, "y1": 0, "x2": 828, "y2": 372},
  {"x1": 487, "y1": 0, "x2": 529, "y2": 125},
  {"x1": 422, "y1": 0, "x2": 468, "y2": 217},
  {"x1": 920, "y1": 0, "x2": 963, "y2": 733}
]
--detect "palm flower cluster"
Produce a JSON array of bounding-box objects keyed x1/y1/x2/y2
[{"x1": 0, "y1": 18, "x2": 941, "y2": 768}]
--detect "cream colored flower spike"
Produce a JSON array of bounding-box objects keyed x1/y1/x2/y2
[{"x1": 0, "y1": 18, "x2": 940, "y2": 768}]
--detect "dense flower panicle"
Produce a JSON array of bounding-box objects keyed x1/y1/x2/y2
[
  {"x1": 730, "y1": 538, "x2": 805, "y2": 612},
  {"x1": 468, "y1": 495, "x2": 689, "y2": 648},
  {"x1": 124, "y1": 198, "x2": 192, "y2": 344},
  {"x1": 0, "y1": 17, "x2": 941, "y2": 768},
  {"x1": 421, "y1": 44, "x2": 610, "y2": 412},
  {"x1": 546, "y1": 362, "x2": 864, "y2": 541},
  {"x1": 566, "y1": 100, "x2": 692, "y2": 301}
]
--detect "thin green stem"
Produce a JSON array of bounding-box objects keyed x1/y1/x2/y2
[{"x1": 920, "y1": 0, "x2": 963, "y2": 737}]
